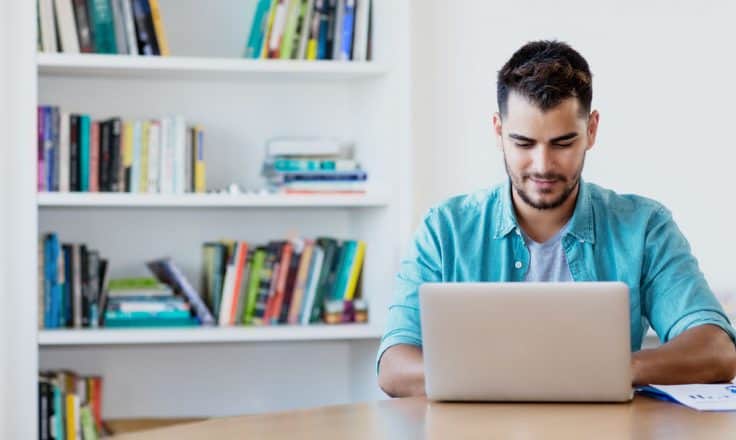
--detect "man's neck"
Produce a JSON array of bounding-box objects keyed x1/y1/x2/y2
[{"x1": 512, "y1": 182, "x2": 580, "y2": 243}]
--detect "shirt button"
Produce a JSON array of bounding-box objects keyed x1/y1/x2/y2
[{"x1": 514, "y1": 261, "x2": 523, "y2": 269}]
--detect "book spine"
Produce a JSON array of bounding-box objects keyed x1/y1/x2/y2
[
  {"x1": 330, "y1": 0, "x2": 343, "y2": 60},
  {"x1": 122, "y1": 121, "x2": 134, "y2": 192},
  {"x1": 39, "y1": 0, "x2": 59, "y2": 52},
  {"x1": 73, "y1": 0, "x2": 95, "y2": 52},
  {"x1": 59, "y1": 112, "x2": 70, "y2": 192},
  {"x1": 243, "y1": 248, "x2": 265, "y2": 325},
  {"x1": 288, "y1": 242, "x2": 313, "y2": 324},
  {"x1": 139, "y1": 120, "x2": 149, "y2": 192},
  {"x1": 338, "y1": 0, "x2": 355, "y2": 60},
  {"x1": 131, "y1": 0, "x2": 156, "y2": 55},
  {"x1": 43, "y1": 107, "x2": 53, "y2": 192},
  {"x1": 69, "y1": 115, "x2": 79, "y2": 191},
  {"x1": 110, "y1": 0, "x2": 128, "y2": 54},
  {"x1": 351, "y1": 0, "x2": 369, "y2": 61},
  {"x1": 228, "y1": 242, "x2": 249, "y2": 325},
  {"x1": 147, "y1": 120, "x2": 160, "y2": 193},
  {"x1": 147, "y1": 0, "x2": 169, "y2": 55},
  {"x1": 280, "y1": 0, "x2": 301, "y2": 59},
  {"x1": 260, "y1": 0, "x2": 280, "y2": 58},
  {"x1": 120, "y1": 0, "x2": 138, "y2": 55},
  {"x1": 89, "y1": 121, "x2": 100, "y2": 192},
  {"x1": 51, "y1": 107, "x2": 61, "y2": 192},
  {"x1": 297, "y1": 0, "x2": 315, "y2": 59},
  {"x1": 109, "y1": 118, "x2": 122, "y2": 192},
  {"x1": 37, "y1": 107, "x2": 45, "y2": 191},
  {"x1": 194, "y1": 126, "x2": 206, "y2": 193},
  {"x1": 55, "y1": 0, "x2": 81, "y2": 53},
  {"x1": 300, "y1": 245, "x2": 323, "y2": 324},
  {"x1": 245, "y1": 0, "x2": 272, "y2": 59},
  {"x1": 343, "y1": 240, "x2": 364, "y2": 300},
  {"x1": 79, "y1": 115, "x2": 91, "y2": 192},
  {"x1": 87, "y1": 0, "x2": 118, "y2": 53}
]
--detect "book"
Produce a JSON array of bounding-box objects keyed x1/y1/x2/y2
[
  {"x1": 351, "y1": 0, "x2": 370, "y2": 61},
  {"x1": 55, "y1": 0, "x2": 81, "y2": 53},
  {"x1": 296, "y1": 0, "x2": 315, "y2": 59},
  {"x1": 280, "y1": 0, "x2": 302, "y2": 59},
  {"x1": 131, "y1": 0, "x2": 158, "y2": 55},
  {"x1": 300, "y1": 244, "x2": 324, "y2": 324},
  {"x1": 72, "y1": 0, "x2": 95, "y2": 53},
  {"x1": 79, "y1": 115, "x2": 91, "y2": 191},
  {"x1": 337, "y1": 0, "x2": 355, "y2": 61},
  {"x1": 38, "y1": 0, "x2": 58, "y2": 52},
  {"x1": 87, "y1": 0, "x2": 118, "y2": 53},
  {"x1": 242, "y1": 247, "x2": 266, "y2": 324},
  {"x1": 288, "y1": 240, "x2": 313, "y2": 324},
  {"x1": 147, "y1": 258, "x2": 216, "y2": 325},
  {"x1": 110, "y1": 0, "x2": 129, "y2": 54},
  {"x1": 148, "y1": 0, "x2": 170, "y2": 55},
  {"x1": 119, "y1": 0, "x2": 138, "y2": 55},
  {"x1": 245, "y1": 0, "x2": 273, "y2": 58}
]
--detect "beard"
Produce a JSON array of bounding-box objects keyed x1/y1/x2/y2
[{"x1": 503, "y1": 153, "x2": 585, "y2": 211}]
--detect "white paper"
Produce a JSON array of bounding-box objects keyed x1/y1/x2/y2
[{"x1": 638, "y1": 384, "x2": 736, "y2": 411}]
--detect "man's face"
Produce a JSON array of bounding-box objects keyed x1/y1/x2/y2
[{"x1": 492, "y1": 92, "x2": 599, "y2": 210}]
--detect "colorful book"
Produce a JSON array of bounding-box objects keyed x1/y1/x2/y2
[
  {"x1": 243, "y1": 247, "x2": 266, "y2": 325},
  {"x1": 300, "y1": 244, "x2": 324, "y2": 324},
  {"x1": 280, "y1": 0, "x2": 301, "y2": 59},
  {"x1": 288, "y1": 240, "x2": 314, "y2": 324},
  {"x1": 337, "y1": 0, "x2": 355, "y2": 60},
  {"x1": 87, "y1": 0, "x2": 118, "y2": 53},
  {"x1": 245, "y1": 0, "x2": 273, "y2": 58},
  {"x1": 148, "y1": 0, "x2": 170, "y2": 55},
  {"x1": 79, "y1": 115, "x2": 91, "y2": 192}
]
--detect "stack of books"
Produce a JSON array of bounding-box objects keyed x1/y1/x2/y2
[
  {"x1": 262, "y1": 137, "x2": 367, "y2": 194},
  {"x1": 103, "y1": 278, "x2": 197, "y2": 328},
  {"x1": 36, "y1": 106, "x2": 206, "y2": 194},
  {"x1": 38, "y1": 371, "x2": 103, "y2": 440},
  {"x1": 37, "y1": 0, "x2": 169, "y2": 55},
  {"x1": 202, "y1": 236, "x2": 367, "y2": 326},
  {"x1": 245, "y1": 0, "x2": 373, "y2": 61}
]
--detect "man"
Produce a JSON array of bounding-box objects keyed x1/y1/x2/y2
[{"x1": 377, "y1": 40, "x2": 736, "y2": 398}]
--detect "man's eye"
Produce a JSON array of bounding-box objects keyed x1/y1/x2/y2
[
  {"x1": 554, "y1": 142, "x2": 574, "y2": 148},
  {"x1": 514, "y1": 143, "x2": 534, "y2": 148}
]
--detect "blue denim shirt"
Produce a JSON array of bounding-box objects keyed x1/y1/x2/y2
[{"x1": 377, "y1": 179, "x2": 736, "y2": 372}]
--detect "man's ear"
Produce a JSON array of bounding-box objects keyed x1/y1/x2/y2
[
  {"x1": 586, "y1": 110, "x2": 600, "y2": 151},
  {"x1": 492, "y1": 112, "x2": 504, "y2": 151}
]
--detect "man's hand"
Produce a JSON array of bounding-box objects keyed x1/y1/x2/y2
[
  {"x1": 377, "y1": 344, "x2": 426, "y2": 397},
  {"x1": 632, "y1": 324, "x2": 736, "y2": 385}
]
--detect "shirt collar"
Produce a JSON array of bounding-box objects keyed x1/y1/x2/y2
[{"x1": 493, "y1": 178, "x2": 595, "y2": 244}]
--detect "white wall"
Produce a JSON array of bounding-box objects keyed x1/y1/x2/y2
[{"x1": 411, "y1": 0, "x2": 736, "y2": 294}]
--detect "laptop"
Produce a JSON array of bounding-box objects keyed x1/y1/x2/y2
[{"x1": 419, "y1": 282, "x2": 633, "y2": 402}]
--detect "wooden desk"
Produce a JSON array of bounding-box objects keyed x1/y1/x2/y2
[{"x1": 116, "y1": 395, "x2": 736, "y2": 439}]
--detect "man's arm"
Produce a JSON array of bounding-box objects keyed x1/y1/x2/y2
[
  {"x1": 377, "y1": 344, "x2": 426, "y2": 397},
  {"x1": 632, "y1": 324, "x2": 736, "y2": 385}
]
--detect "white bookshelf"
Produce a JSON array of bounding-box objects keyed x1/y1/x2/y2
[
  {"x1": 38, "y1": 192, "x2": 390, "y2": 208},
  {"x1": 37, "y1": 53, "x2": 389, "y2": 81},
  {"x1": 39, "y1": 324, "x2": 382, "y2": 346},
  {"x1": 32, "y1": 0, "x2": 411, "y2": 423}
]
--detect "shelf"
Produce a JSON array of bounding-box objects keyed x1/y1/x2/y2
[
  {"x1": 37, "y1": 192, "x2": 389, "y2": 208},
  {"x1": 38, "y1": 324, "x2": 382, "y2": 346},
  {"x1": 37, "y1": 53, "x2": 388, "y2": 81}
]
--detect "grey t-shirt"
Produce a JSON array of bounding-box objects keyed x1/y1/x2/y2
[{"x1": 522, "y1": 224, "x2": 573, "y2": 282}]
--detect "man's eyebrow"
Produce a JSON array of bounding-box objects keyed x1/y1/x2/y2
[
  {"x1": 508, "y1": 132, "x2": 579, "y2": 143},
  {"x1": 508, "y1": 133, "x2": 535, "y2": 143},
  {"x1": 549, "y1": 132, "x2": 578, "y2": 143}
]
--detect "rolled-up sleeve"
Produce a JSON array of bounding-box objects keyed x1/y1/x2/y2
[
  {"x1": 642, "y1": 207, "x2": 736, "y2": 345},
  {"x1": 376, "y1": 208, "x2": 443, "y2": 374}
]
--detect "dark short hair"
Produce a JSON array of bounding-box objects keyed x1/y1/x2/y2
[{"x1": 497, "y1": 40, "x2": 592, "y2": 118}]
